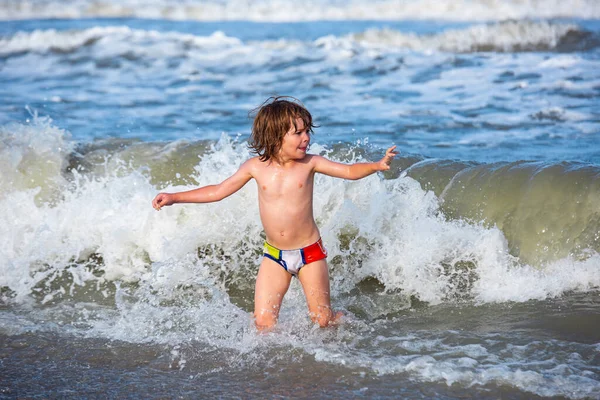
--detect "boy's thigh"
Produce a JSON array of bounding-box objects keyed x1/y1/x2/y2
[
  {"x1": 254, "y1": 257, "x2": 292, "y2": 314},
  {"x1": 297, "y1": 259, "x2": 332, "y2": 312}
]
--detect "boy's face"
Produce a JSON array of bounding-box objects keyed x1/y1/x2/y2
[{"x1": 280, "y1": 117, "x2": 310, "y2": 161}]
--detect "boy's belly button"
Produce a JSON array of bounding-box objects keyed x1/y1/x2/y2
[{"x1": 280, "y1": 231, "x2": 285, "y2": 236}]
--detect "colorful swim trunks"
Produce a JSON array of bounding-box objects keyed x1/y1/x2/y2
[{"x1": 263, "y1": 238, "x2": 328, "y2": 276}]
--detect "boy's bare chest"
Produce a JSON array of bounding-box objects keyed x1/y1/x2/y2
[{"x1": 255, "y1": 168, "x2": 314, "y2": 198}]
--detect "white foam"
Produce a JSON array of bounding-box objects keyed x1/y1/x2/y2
[
  {"x1": 311, "y1": 332, "x2": 600, "y2": 398},
  {"x1": 1, "y1": 120, "x2": 599, "y2": 306},
  {"x1": 0, "y1": 26, "x2": 241, "y2": 57},
  {"x1": 0, "y1": 112, "x2": 73, "y2": 201},
  {"x1": 350, "y1": 20, "x2": 579, "y2": 53},
  {"x1": 0, "y1": 20, "x2": 586, "y2": 70},
  {"x1": 539, "y1": 54, "x2": 581, "y2": 68},
  {"x1": 1, "y1": 0, "x2": 599, "y2": 21}
]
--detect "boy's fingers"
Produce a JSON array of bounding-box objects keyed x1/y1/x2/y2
[
  {"x1": 152, "y1": 195, "x2": 164, "y2": 210},
  {"x1": 386, "y1": 146, "x2": 398, "y2": 157},
  {"x1": 380, "y1": 145, "x2": 398, "y2": 168}
]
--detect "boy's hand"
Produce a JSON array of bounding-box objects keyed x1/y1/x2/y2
[
  {"x1": 377, "y1": 145, "x2": 398, "y2": 171},
  {"x1": 152, "y1": 193, "x2": 174, "y2": 210}
]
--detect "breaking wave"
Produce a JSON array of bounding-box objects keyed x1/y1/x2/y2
[
  {"x1": 348, "y1": 20, "x2": 599, "y2": 53},
  {"x1": 1, "y1": 20, "x2": 595, "y2": 59},
  {"x1": 1, "y1": 117, "x2": 599, "y2": 309}
]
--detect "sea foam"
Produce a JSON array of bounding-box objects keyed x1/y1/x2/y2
[
  {"x1": 1, "y1": 118, "x2": 598, "y2": 308},
  {"x1": 1, "y1": 21, "x2": 593, "y2": 59}
]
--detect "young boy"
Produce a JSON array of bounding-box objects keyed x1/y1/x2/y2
[{"x1": 152, "y1": 97, "x2": 397, "y2": 330}]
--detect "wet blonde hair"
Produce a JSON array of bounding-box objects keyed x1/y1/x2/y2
[{"x1": 249, "y1": 96, "x2": 316, "y2": 162}]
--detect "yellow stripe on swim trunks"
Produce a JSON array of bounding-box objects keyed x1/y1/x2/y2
[{"x1": 264, "y1": 242, "x2": 281, "y2": 260}]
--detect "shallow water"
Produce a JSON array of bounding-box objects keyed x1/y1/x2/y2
[
  {"x1": 2, "y1": 291, "x2": 599, "y2": 398},
  {"x1": 1, "y1": 0, "x2": 600, "y2": 398}
]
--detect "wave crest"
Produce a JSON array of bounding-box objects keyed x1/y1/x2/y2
[
  {"x1": 350, "y1": 21, "x2": 596, "y2": 53},
  {"x1": 0, "y1": 26, "x2": 240, "y2": 57},
  {"x1": 1, "y1": 20, "x2": 594, "y2": 59},
  {"x1": 1, "y1": 120, "x2": 599, "y2": 308}
]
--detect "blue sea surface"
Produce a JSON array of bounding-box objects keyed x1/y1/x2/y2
[{"x1": 1, "y1": 17, "x2": 599, "y2": 163}]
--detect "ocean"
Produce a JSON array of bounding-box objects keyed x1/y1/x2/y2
[{"x1": 1, "y1": 0, "x2": 599, "y2": 398}]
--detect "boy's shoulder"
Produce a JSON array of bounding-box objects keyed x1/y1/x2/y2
[
  {"x1": 305, "y1": 154, "x2": 327, "y2": 166},
  {"x1": 241, "y1": 156, "x2": 262, "y2": 167},
  {"x1": 245, "y1": 156, "x2": 261, "y2": 164}
]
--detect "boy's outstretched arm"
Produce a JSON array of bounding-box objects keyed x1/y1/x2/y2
[
  {"x1": 152, "y1": 159, "x2": 254, "y2": 210},
  {"x1": 313, "y1": 145, "x2": 398, "y2": 180}
]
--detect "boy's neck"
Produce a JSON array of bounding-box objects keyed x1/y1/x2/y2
[{"x1": 273, "y1": 154, "x2": 305, "y2": 167}]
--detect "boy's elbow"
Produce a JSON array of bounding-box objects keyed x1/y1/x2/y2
[
  {"x1": 346, "y1": 166, "x2": 360, "y2": 180},
  {"x1": 210, "y1": 188, "x2": 226, "y2": 202},
  {"x1": 212, "y1": 184, "x2": 236, "y2": 202},
  {"x1": 193, "y1": 185, "x2": 224, "y2": 203}
]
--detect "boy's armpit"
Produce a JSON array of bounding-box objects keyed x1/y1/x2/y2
[
  {"x1": 213, "y1": 159, "x2": 254, "y2": 200},
  {"x1": 241, "y1": 156, "x2": 260, "y2": 179}
]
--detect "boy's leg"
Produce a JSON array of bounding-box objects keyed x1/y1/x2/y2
[
  {"x1": 297, "y1": 259, "x2": 341, "y2": 327},
  {"x1": 254, "y1": 257, "x2": 292, "y2": 330}
]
